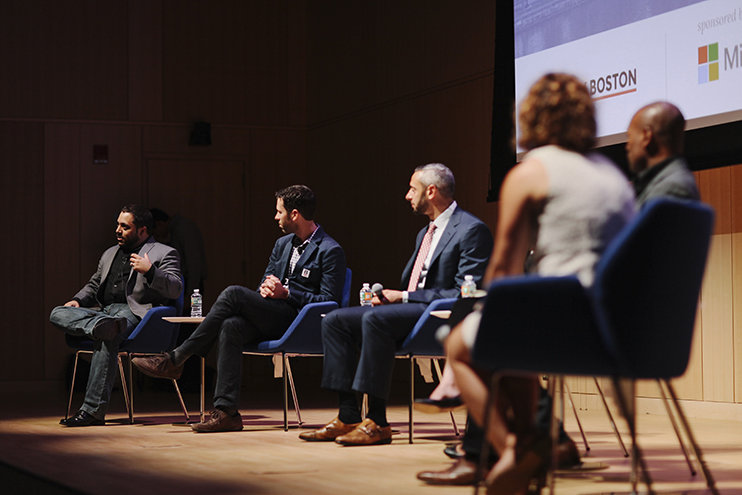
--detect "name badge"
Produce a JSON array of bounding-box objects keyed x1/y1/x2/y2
[{"x1": 301, "y1": 268, "x2": 311, "y2": 278}]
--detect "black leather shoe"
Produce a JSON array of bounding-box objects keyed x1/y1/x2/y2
[
  {"x1": 61, "y1": 410, "x2": 105, "y2": 427},
  {"x1": 413, "y1": 396, "x2": 465, "y2": 413},
  {"x1": 444, "y1": 443, "x2": 465, "y2": 459}
]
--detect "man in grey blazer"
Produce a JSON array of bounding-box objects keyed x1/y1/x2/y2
[
  {"x1": 51, "y1": 204, "x2": 183, "y2": 427},
  {"x1": 626, "y1": 101, "x2": 700, "y2": 207},
  {"x1": 300, "y1": 163, "x2": 493, "y2": 446},
  {"x1": 132, "y1": 185, "x2": 347, "y2": 433}
]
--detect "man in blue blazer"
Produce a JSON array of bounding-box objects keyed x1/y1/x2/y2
[
  {"x1": 301, "y1": 163, "x2": 493, "y2": 445},
  {"x1": 133, "y1": 185, "x2": 346, "y2": 433},
  {"x1": 51, "y1": 205, "x2": 183, "y2": 427}
]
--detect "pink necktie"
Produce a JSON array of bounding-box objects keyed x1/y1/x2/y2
[{"x1": 407, "y1": 223, "x2": 437, "y2": 292}]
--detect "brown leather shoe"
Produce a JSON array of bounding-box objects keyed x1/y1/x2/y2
[
  {"x1": 131, "y1": 353, "x2": 184, "y2": 380},
  {"x1": 299, "y1": 417, "x2": 360, "y2": 441},
  {"x1": 191, "y1": 409, "x2": 243, "y2": 433},
  {"x1": 335, "y1": 418, "x2": 392, "y2": 446},
  {"x1": 417, "y1": 458, "x2": 480, "y2": 485}
]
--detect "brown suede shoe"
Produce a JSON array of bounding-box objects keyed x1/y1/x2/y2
[
  {"x1": 298, "y1": 417, "x2": 360, "y2": 442},
  {"x1": 335, "y1": 418, "x2": 392, "y2": 446},
  {"x1": 417, "y1": 458, "x2": 480, "y2": 485},
  {"x1": 131, "y1": 353, "x2": 184, "y2": 380},
  {"x1": 191, "y1": 409, "x2": 243, "y2": 433}
]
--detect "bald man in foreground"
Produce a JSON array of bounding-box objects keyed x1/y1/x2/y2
[{"x1": 625, "y1": 101, "x2": 699, "y2": 207}]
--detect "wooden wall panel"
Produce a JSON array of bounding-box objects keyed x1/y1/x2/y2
[
  {"x1": 248, "y1": 129, "x2": 308, "y2": 286},
  {"x1": 0, "y1": 123, "x2": 45, "y2": 381},
  {"x1": 78, "y1": 125, "x2": 143, "y2": 280},
  {"x1": 307, "y1": 0, "x2": 495, "y2": 125},
  {"x1": 161, "y1": 0, "x2": 306, "y2": 126},
  {"x1": 671, "y1": 312, "x2": 704, "y2": 400},
  {"x1": 730, "y1": 164, "x2": 742, "y2": 233},
  {"x1": 129, "y1": 0, "x2": 164, "y2": 122},
  {"x1": 43, "y1": 124, "x2": 83, "y2": 381},
  {"x1": 734, "y1": 232, "x2": 742, "y2": 403},
  {"x1": 701, "y1": 234, "x2": 735, "y2": 402},
  {"x1": 147, "y1": 158, "x2": 246, "y2": 308},
  {"x1": 698, "y1": 167, "x2": 732, "y2": 234},
  {"x1": 0, "y1": 1, "x2": 128, "y2": 120}
]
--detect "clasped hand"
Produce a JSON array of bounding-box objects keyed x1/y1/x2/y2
[{"x1": 260, "y1": 275, "x2": 289, "y2": 299}]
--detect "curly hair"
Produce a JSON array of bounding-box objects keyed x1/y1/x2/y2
[{"x1": 518, "y1": 73, "x2": 596, "y2": 154}]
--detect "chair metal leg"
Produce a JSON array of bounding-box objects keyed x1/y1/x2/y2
[
  {"x1": 548, "y1": 375, "x2": 564, "y2": 495},
  {"x1": 664, "y1": 380, "x2": 719, "y2": 495},
  {"x1": 200, "y1": 356, "x2": 205, "y2": 423},
  {"x1": 409, "y1": 357, "x2": 415, "y2": 444},
  {"x1": 170, "y1": 378, "x2": 190, "y2": 421},
  {"x1": 564, "y1": 380, "x2": 590, "y2": 452},
  {"x1": 282, "y1": 353, "x2": 289, "y2": 431},
  {"x1": 285, "y1": 356, "x2": 303, "y2": 426},
  {"x1": 432, "y1": 358, "x2": 460, "y2": 436},
  {"x1": 657, "y1": 379, "x2": 695, "y2": 476},
  {"x1": 117, "y1": 354, "x2": 132, "y2": 423},
  {"x1": 593, "y1": 377, "x2": 629, "y2": 457},
  {"x1": 66, "y1": 351, "x2": 81, "y2": 420},
  {"x1": 611, "y1": 377, "x2": 654, "y2": 494}
]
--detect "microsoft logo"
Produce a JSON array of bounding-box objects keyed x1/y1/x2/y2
[{"x1": 698, "y1": 42, "x2": 719, "y2": 83}]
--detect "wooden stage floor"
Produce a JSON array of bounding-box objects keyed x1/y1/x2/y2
[{"x1": 1, "y1": 392, "x2": 741, "y2": 494}]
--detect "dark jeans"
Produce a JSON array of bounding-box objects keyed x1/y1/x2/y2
[
  {"x1": 320, "y1": 303, "x2": 427, "y2": 400},
  {"x1": 177, "y1": 285, "x2": 297, "y2": 411},
  {"x1": 50, "y1": 303, "x2": 139, "y2": 419}
]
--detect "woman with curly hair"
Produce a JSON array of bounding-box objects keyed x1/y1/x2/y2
[{"x1": 445, "y1": 73, "x2": 636, "y2": 494}]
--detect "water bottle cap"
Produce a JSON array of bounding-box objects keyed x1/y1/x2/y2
[
  {"x1": 464, "y1": 275, "x2": 473, "y2": 281},
  {"x1": 362, "y1": 283, "x2": 370, "y2": 288},
  {"x1": 193, "y1": 289, "x2": 200, "y2": 293}
]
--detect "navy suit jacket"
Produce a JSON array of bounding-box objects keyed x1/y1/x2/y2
[
  {"x1": 400, "y1": 207, "x2": 493, "y2": 304},
  {"x1": 260, "y1": 226, "x2": 346, "y2": 309}
]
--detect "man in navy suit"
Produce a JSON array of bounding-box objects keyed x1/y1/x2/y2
[
  {"x1": 300, "y1": 163, "x2": 493, "y2": 446},
  {"x1": 133, "y1": 185, "x2": 346, "y2": 432}
]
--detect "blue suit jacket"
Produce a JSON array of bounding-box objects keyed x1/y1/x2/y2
[
  {"x1": 261, "y1": 226, "x2": 347, "y2": 309},
  {"x1": 400, "y1": 207, "x2": 493, "y2": 304}
]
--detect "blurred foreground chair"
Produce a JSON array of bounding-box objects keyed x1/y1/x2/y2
[
  {"x1": 472, "y1": 198, "x2": 718, "y2": 494},
  {"x1": 65, "y1": 284, "x2": 187, "y2": 424}
]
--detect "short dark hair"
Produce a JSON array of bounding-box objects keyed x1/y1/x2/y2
[
  {"x1": 121, "y1": 204, "x2": 154, "y2": 232},
  {"x1": 275, "y1": 185, "x2": 316, "y2": 220}
]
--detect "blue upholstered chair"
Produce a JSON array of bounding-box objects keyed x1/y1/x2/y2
[
  {"x1": 472, "y1": 199, "x2": 718, "y2": 494},
  {"x1": 65, "y1": 283, "x2": 187, "y2": 424},
  {"x1": 395, "y1": 297, "x2": 459, "y2": 443}
]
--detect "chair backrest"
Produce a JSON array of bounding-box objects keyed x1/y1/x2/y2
[
  {"x1": 341, "y1": 268, "x2": 352, "y2": 308},
  {"x1": 122, "y1": 276, "x2": 185, "y2": 352},
  {"x1": 591, "y1": 198, "x2": 714, "y2": 379}
]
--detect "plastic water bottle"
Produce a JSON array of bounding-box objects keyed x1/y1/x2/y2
[
  {"x1": 190, "y1": 289, "x2": 203, "y2": 317},
  {"x1": 461, "y1": 275, "x2": 476, "y2": 298},
  {"x1": 359, "y1": 283, "x2": 373, "y2": 306}
]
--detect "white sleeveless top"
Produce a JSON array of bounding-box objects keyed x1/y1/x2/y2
[{"x1": 527, "y1": 145, "x2": 636, "y2": 286}]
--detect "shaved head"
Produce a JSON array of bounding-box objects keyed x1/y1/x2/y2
[{"x1": 626, "y1": 101, "x2": 685, "y2": 174}]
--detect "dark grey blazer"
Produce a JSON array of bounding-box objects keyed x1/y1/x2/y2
[
  {"x1": 400, "y1": 207, "x2": 493, "y2": 304},
  {"x1": 634, "y1": 157, "x2": 699, "y2": 207},
  {"x1": 73, "y1": 237, "x2": 183, "y2": 318}
]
